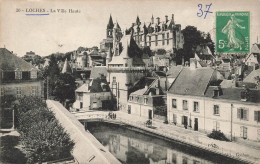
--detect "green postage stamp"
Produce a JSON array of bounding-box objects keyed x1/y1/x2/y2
[{"x1": 216, "y1": 11, "x2": 250, "y2": 53}]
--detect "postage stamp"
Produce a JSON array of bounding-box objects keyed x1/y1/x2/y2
[{"x1": 216, "y1": 11, "x2": 250, "y2": 53}]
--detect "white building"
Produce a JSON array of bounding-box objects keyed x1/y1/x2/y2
[
  {"x1": 167, "y1": 63, "x2": 260, "y2": 142},
  {"x1": 73, "y1": 77, "x2": 112, "y2": 111}
]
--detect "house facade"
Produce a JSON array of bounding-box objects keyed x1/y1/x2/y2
[
  {"x1": 0, "y1": 48, "x2": 43, "y2": 99},
  {"x1": 73, "y1": 77, "x2": 112, "y2": 111},
  {"x1": 127, "y1": 78, "x2": 166, "y2": 120},
  {"x1": 167, "y1": 63, "x2": 260, "y2": 141}
]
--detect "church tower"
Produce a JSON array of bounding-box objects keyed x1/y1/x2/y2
[{"x1": 107, "y1": 15, "x2": 114, "y2": 39}]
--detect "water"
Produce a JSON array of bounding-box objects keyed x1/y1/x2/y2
[{"x1": 86, "y1": 122, "x2": 246, "y2": 164}]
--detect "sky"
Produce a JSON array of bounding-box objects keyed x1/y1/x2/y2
[{"x1": 0, "y1": 0, "x2": 259, "y2": 57}]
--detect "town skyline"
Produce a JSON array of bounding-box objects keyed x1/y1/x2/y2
[{"x1": 1, "y1": 0, "x2": 260, "y2": 57}]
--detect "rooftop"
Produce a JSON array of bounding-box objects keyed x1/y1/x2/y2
[
  {"x1": 0, "y1": 48, "x2": 37, "y2": 71},
  {"x1": 168, "y1": 67, "x2": 216, "y2": 96}
]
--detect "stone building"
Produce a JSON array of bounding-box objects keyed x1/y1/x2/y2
[
  {"x1": 107, "y1": 34, "x2": 148, "y2": 112},
  {"x1": 127, "y1": 14, "x2": 184, "y2": 54},
  {"x1": 100, "y1": 15, "x2": 123, "y2": 52},
  {"x1": 0, "y1": 48, "x2": 43, "y2": 99}
]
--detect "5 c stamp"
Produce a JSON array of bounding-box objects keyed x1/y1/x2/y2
[{"x1": 216, "y1": 11, "x2": 250, "y2": 53}]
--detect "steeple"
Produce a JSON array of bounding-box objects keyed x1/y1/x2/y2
[
  {"x1": 61, "y1": 58, "x2": 72, "y2": 74},
  {"x1": 143, "y1": 23, "x2": 148, "y2": 35},
  {"x1": 136, "y1": 15, "x2": 140, "y2": 25},
  {"x1": 107, "y1": 14, "x2": 114, "y2": 29},
  {"x1": 151, "y1": 14, "x2": 154, "y2": 24}
]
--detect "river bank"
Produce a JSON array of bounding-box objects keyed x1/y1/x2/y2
[{"x1": 75, "y1": 111, "x2": 260, "y2": 164}]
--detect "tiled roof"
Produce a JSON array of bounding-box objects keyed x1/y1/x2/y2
[
  {"x1": 75, "y1": 78, "x2": 110, "y2": 93},
  {"x1": 90, "y1": 66, "x2": 107, "y2": 79},
  {"x1": 166, "y1": 65, "x2": 183, "y2": 78},
  {"x1": 168, "y1": 67, "x2": 215, "y2": 96},
  {"x1": 0, "y1": 48, "x2": 36, "y2": 71},
  {"x1": 205, "y1": 86, "x2": 260, "y2": 103},
  {"x1": 243, "y1": 69, "x2": 260, "y2": 84}
]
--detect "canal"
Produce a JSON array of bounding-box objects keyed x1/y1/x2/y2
[{"x1": 86, "y1": 122, "x2": 247, "y2": 164}]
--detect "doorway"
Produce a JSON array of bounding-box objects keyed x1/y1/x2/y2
[
  {"x1": 80, "y1": 102, "x2": 83, "y2": 109},
  {"x1": 194, "y1": 118, "x2": 198, "y2": 131},
  {"x1": 148, "y1": 109, "x2": 153, "y2": 119}
]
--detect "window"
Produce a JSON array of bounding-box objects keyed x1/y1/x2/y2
[
  {"x1": 112, "y1": 77, "x2": 116, "y2": 83},
  {"x1": 167, "y1": 33, "x2": 169, "y2": 45},
  {"x1": 183, "y1": 157, "x2": 188, "y2": 164},
  {"x1": 213, "y1": 105, "x2": 220, "y2": 115},
  {"x1": 15, "y1": 71, "x2": 22, "y2": 79},
  {"x1": 172, "y1": 99, "x2": 177, "y2": 108},
  {"x1": 254, "y1": 111, "x2": 260, "y2": 122},
  {"x1": 16, "y1": 87, "x2": 22, "y2": 98},
  {"x1": 31, "y1": 86, "x2": 37, "y2": 96},
  {"x1": 213, "y1": 121, "x2": 220, "y2": 131},
  {"x1": 162, "y1": 34, "x2": 165, "y2": 45},
  {"x1": 140, "y1": 35, "x2": 142, "y2": 41},
  {"x1": 237, "y1": 108, "x2": 249, "y2": 121},
  {"x1": 77, "y1": 93, "x2": 83, "y2": 101},
  {"x1": 172, "y1": 153, "x2": 177, "y2": 164},
  {"x1": 144, "y1": 98, "x2": 148, "y2": 104},
  {"x1": 149, "y1": 36, "x2": 151, "y2": 46},
  {"x1": 31, "y1": 70, "x2": 37, "y2": 79},
  {"x1": 129, "y1": 96, "x2": 133, "y2": 101},
  {"x1": 155, "y1": 35, "x2": 158, "y2": 46},
  {"x1": 193, "y1": 102, "x2": 199, "y2": 112},
  {"x1": 240, "y1": 126, "x2": 247, "y2": 139},
  {"x1": 183, "y1": 100, "x2": 188, "y2": 110},
  {"x1": 136, "y1": 97, "x2": 139, "y2": 102}
]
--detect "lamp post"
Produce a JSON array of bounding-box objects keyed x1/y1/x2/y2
[{"x1": 11, "y1": 109, "x2": 14, "y2": 131}]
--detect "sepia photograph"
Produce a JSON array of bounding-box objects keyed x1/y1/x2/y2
[{"x1": 0, "y1": 0, "x2": 260, "y2": 163}]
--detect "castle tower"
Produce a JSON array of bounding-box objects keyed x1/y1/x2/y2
[{"x1": 107, "y1": 35, "x2": 148, "y2": 112}]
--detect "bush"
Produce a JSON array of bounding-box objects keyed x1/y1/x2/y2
[
  {"x1": 207, "y1": 130, "x2": 230, "y2": 141},
  {"x1": 15, "y1": 97, "x2": 74, "y2": 163}
]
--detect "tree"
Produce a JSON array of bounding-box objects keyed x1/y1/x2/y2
[
  {"x1": 205, "y1": 33, "x2": 215, "y2": 55},
  {"x1": 53, "y1": 73, "x2": 76, "y2": 104},
  {"x1": 182, "y1": 26, "x2": 204, "y2": 61},
  {"x1": 15, "y1": 97, "x2": 74, "y2": 163}
]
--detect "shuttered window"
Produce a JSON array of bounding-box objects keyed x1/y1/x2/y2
[
  {"x1": 255, "y1": 111, "x2": 260, "y2": 122},
  {"x1": 237, "y1": 108, "x2": 249, "y2": 121},
  {"x1": 172, "y1": 99, "x2": 177, "y2": 108},
  {"x1": 240, "y1": 126, "x2": 247, "y2": 139}
]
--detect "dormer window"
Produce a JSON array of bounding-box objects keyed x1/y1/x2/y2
[
  {"x1": 15, "y1": 69, "x2": 22, "y2": 80},
  {"x1": 144, "y1": 98, "x2": 148, "y2": 104},
  {"x1": 31, "y1": 70, "x2": 37, "y2": 79},
  {"x1": 241, "y1": 89, "x2": 249, "y2": 101}
]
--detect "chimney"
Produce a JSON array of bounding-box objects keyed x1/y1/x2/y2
[
  {"x1": 81, "y1": 73, "x2": 86, "y2": 80},
  {"x1": 190, "y1": 58, "x2": 197, "y2": 69},
  {"x1": 165, "y1": 15, "x2": 168, "y2": 22},
  {"x1": 156, "y1": 17, "x2": 160, "y2": 24},
  {"x1": 172, "y1": 14, "x2": 174, "y2": 23}
]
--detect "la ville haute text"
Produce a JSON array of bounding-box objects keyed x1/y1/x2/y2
[{"x1": 16, "y1": 8, "x2": 81, "y2": 14}]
